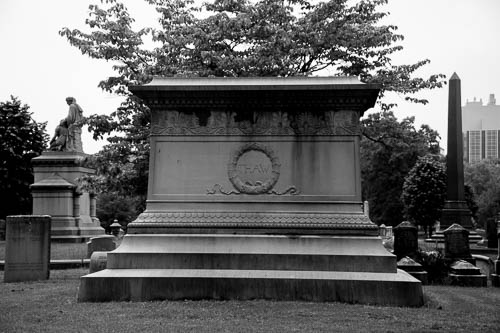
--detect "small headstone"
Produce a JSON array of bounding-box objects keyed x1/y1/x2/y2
[
  {"x1": 393, "y1": 221, "x2": 418, "y2": 260},
  {"x1": 444, "y1": 223, "x2": 474, "y2": 264},
  {"x1": 4, "y1": 215, "x2": 51, "y2": 282},
  {"x1": 397, "y1": 256, "x2": 428, "y2": 284},
  {"x1": 379, "y1": 224, "x2": 386, "y2": 237},
  {"x1": 385, "y1": 226, "x2": 393, "y2": 238},
  {"x1": 486, "y1": 218, "x2": 498, "y2": 248},
  {"x1": 86, "y1": 235, "x2": 116, "y2": 258},
  {"x1": 89, "y1": 251, "x2": 108, "y2": 273}
]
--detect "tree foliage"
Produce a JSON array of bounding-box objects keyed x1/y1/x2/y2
[
  {"x1": 0, "y1": 97, "x2": 48, "y2": 220},
  {"x1": 465, "y1": 159, "x2": 500, "y2": 227},
  {"x1": 401, "y1": 155, "x2": 446, "y2": 236},
  {"x1": 361, "y1": 111, "x2": 441, "y2": 226},
  {"x1": 60, "y1": 0, "x2": 446, "y2": 217}
]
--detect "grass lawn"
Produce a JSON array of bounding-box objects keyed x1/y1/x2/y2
[{"x1": 0, "y1": 269, "x2": 499, "y2": 333}]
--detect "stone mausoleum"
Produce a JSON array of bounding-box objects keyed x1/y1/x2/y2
[{"x1": 78, "y1": 77, "x2": 423, "y2": 306}]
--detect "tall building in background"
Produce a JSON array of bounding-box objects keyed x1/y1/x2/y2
[{"x1": 463, "y1": 94, "x2": 500, "y2": 162}]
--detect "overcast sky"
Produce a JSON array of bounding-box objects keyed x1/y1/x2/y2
[{"x1": 1, "y1": 0, "x2": 499, "y2": 154}]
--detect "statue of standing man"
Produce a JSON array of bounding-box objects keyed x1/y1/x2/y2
[{"x1": 65, "y1": 97, "x2": 84, "y2": 152}]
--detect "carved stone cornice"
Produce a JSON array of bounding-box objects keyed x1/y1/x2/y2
[
  {"x1": 130, "y1": 77, "x2": 380, "y2": 115},
  {"x1": 31, "y1": 151, "x2": 90, "y2": 166}
]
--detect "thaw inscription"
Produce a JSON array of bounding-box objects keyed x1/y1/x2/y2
[{"x1": 207, "y1": 142, "x2": 299, "y2": 195}]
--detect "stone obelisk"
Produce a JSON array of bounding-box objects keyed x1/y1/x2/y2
[{"x1": 440, "y1": 73, "x2": 473, "y2": 230}]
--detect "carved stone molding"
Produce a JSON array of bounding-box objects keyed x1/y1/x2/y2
[
  {"x1": 151, "y1": 110, "x2": 360, "y2": 136},
  {"x1": 129, "y1": 211, "x2": 377, "y2": 230}
]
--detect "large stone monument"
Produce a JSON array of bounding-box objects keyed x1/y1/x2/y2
[
  {"x1": 30, "y1": 97, "x2": 102, "y2": 242},
  {"x1": 78, "y1": 77, "x2": 422, "y2": 306}
]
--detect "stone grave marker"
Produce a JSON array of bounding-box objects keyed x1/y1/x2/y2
[
  {"x1": 4, "y1": 215, "x2": 51, "y2": 282},
  {"x1": 89, "y1": 252, "x2": 108, "y2": 273},
  {"x1": 444, "y1": 223, "x2": 474, "y2": 264},
  {"x1": 486, "y1": 217, "x2": 498, "y2": 248},
  {"x1": 379, "y1": 224, "x2": 386, "y2": 237},
  {"x1": 86, "y1": 235, "x2": 116, "y2": 258},
  {"x1": 394, "y1": 221, "x2": 418, "y2": 260}
]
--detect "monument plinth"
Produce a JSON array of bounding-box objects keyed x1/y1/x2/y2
[
  {"x1": 78, "y1": 77, "x2": 423, "y2": 306},
  {"x1": 31, "y1": 152, "x2": 102, "y2": 242}
]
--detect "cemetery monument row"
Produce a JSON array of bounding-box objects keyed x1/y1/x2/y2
[
  {"x1": 30, "y1": 97, "x2": 102, "y2": 242},
  {"x1": 78, "y1": 77, "x2": 423, "y2": 306}
]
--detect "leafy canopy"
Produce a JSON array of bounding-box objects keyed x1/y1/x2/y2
[
  {"x1": 401, "y1": 155, "x2": 447, "y2": 235},
  {"x1": 465, "y1": 159, "x2": 500, "y2": 227},
  {"x1": 361, "y1": 111, "x2": 441, "y2": 226},
  {"x1": 0, "y1": 97, "x2": 48, "y2": 219}
]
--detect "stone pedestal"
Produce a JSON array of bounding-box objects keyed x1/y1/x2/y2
[
  {"x1": 78, "y1": 77, "x2": 422, "y2": 306},
  {"x1": 4, "y1": 215, "x2": 51, "y2": 282},
  {"x1": 31, "y1": 151, "x2": 103, "y2": 242}
]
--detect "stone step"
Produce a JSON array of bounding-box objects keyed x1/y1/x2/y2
[
  {"x1": 107, "y1": 234, "x2": 396, "y2": 272},
  {"x1": 108, "y1": 252, "x2": 396, "y2": 272},
  {"x1": 78, "y1": 268, "x2": 423, "y2": 306}
]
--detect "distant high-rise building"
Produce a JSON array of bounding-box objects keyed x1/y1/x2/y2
[{"x1": 462, "y1": 94, "x2": 500, "y2": 163}]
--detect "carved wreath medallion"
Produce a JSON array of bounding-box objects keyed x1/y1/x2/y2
[{"x1": 227, "y1": 143, "x2": 280, "y2": 194}]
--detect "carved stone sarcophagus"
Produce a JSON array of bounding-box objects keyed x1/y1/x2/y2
[{"x1": 128, "y1": 77, "x2": 378, "y2": 235}]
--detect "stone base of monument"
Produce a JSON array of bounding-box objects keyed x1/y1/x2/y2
[
  {"x1": 397, "y1": 257, "x2": 428, "y2": 285},
  {"x1": 424, "y1": 231, "x2": 482, "y2": 244},
  {"x1": 78, "y1": 234, "x2": 423, "y2": 306},
  {"x1": 448, "y1": 260, "x2": 487, "y2": 287},
  {"x1": 31, "y1": 151, "x2": 103, "y2": 242}
]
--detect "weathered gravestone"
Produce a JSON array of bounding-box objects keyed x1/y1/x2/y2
[
  {"x1": 444, "y1": 223, "x2": 475, "y2": 264},
  {"x1": 78, "y1": 77, "x2": 422, "y2": 306},
  {"x1": 449, "y1": 260, "x2": 487, "y2": 287},
  {"x1": 86, "y1": 235, "x2": 116, "y2": 258},
  {"x1": 394, "y1": 221, "x2": 418, "y2": 260},
  {"x1": 89, "y1": 252, "x2": 108, "y2": 273},
  {"x1": 4, "y1": 215, "x2": 51, "y2": 282}
]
